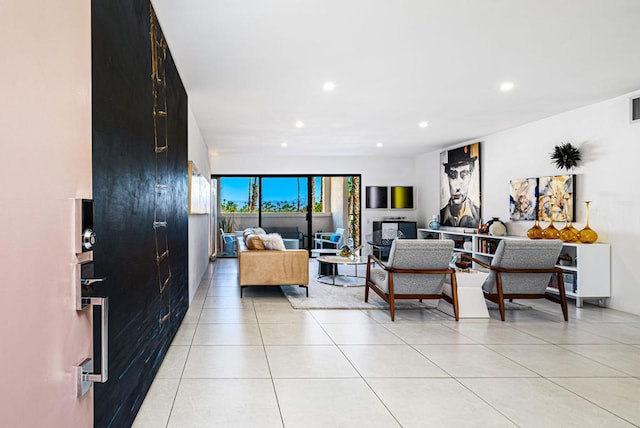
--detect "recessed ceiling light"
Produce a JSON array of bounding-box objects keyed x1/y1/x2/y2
[
  {"x1": 295, "y1": 121, "x2": 304, "y2": 128},
  {"x1": 376, "y1": 142, "x2": 383, "y2": 148},
  {"x1": 281, "y1": 142, "x2": 288, "y2": 147},
  {"x1": 419, "y1": 121, "x2": 429, "y2": 128},
  {"x1": 500, "y1": 81, "x2": 515, "y2": 92},
  {"x1": 323, "y1": 81, "x2": 336, "y2": 92}
]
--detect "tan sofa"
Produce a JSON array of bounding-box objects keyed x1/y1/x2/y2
[{"x1": 237, "y1": 231, "x2": 309, "y2": 297}]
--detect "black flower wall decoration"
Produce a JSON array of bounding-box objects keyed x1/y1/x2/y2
[{"x1": 550, "y1": 142, "x2": 581, "y2": 170}]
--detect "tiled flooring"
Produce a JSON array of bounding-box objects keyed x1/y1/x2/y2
[{"x1": 133, "y1": 259, "x2": 640, "y2": 427}]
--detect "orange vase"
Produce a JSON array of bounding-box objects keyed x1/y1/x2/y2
[
  {"x1": 527, "y1": 220, "x2": 543, "y2": 239},
  {"x1": 542, "y1": 218, "x2": 560, "y2": 239},
  {"x1": 578, "y1": 201, "x2": 598, "y2": 243},
  {"x1": 559, "y1": 220, "x2": 579, "y2": 243}
]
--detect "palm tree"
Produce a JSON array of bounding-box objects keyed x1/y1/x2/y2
[
  {"x1": 247, "y1": 177, "x2": 258, "y2": 213},
  {"x1": 297, "y1": 177, "x2": 301, "y2": 212},
  {"x1": 317, "y1": 177, "x2": 324, "y2": 212},
  {"x1": 251, "y1": 178, "x2": 258, "y2": 212},
  {"x1": 310, "y1": 176, "x2": 316, "y2": 212}
]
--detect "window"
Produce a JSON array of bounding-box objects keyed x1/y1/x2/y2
[{"x1": 219, "y1": 176, "x2": 323, "y2": 213}]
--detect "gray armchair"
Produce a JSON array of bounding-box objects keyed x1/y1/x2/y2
[
  {"x1": 462, "y1": 239, "x2": 568, "y2": 321},
  {"x1": 365, "y1": 239, "x2": 458, "y2": 321}
]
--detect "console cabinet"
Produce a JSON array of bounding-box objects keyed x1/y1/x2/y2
[{"x1": 417, "y1": 228, "x2": 610, "y2": 307}]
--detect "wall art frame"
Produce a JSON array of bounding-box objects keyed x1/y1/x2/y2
[
  {"x1": 509, "y1": 177, "x2": 538, "y2": 221},
  {"x1": 188, "y1": 160, "x2": 211, "y2": 214},
  {"x1": 537, "y1": 174, "x2": 575, "y2": 222},
  {"x1": 365, "y1": 186, "x2": 388, "y2": 209},
  {"x1": 439, "y1": 142, "x2": 481, "y2": 227},
  {"x1": 390, "y1": 186, "x2": 414, "y2": 209}
]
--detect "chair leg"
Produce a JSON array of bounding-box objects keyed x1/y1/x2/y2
[
  {"x1": 364, "y1": 282, "x2": 370, "y2": 302},
  {"x1": 388, "y1": 278, "x2": 395, "y2": 321},
  {"x1": 450, "y1": 273, "x2": 459, "y2": 321},
  {"x1": 496, "y1": 273, "x2": 506, "y2": 321},
  {"x1": 389, "y1": 293, "x2": 395, "y2": 321},
  {"x1": 557, "y1": 272, "x2": 569, "y2": 321}
]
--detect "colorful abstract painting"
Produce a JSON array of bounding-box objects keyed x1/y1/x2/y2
[
  {"x1": 538, "y1": 175, "x2": 575, "y2": 221},
  {"x1": 509, "y1": 178, "x2": 538, "y2": 220}
]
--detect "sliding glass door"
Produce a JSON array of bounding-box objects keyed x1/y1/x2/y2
[
  {"x1": 260, "y1": 177, "x2": 309, "y2": 249},
  {"x1": 215, "y1": 174, "x2": 360, "y2": 255}
]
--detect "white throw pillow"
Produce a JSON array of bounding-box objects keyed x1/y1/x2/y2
[{"x1": 258, "y1": 233, "x2": 286, "y2": 250}]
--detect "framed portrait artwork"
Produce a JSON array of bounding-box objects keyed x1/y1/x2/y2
[
  {"x1": 365, "y1": 186, "x2": 388, "y2": 209},
  {"x1": 439, "y1": 142, "x2": 481, "y2": 227},
  {"x1": 537, "y1": 175, "x2": 575, "y2": 222},
  {"x1": 509, "y1": 178, "x2": 538, "y2": 220}
]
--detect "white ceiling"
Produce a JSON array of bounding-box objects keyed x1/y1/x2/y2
[{"x1": 152, "y1": 0, "x2": 640, "y2": 157}]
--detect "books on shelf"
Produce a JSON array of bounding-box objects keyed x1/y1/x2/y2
[
  {"x1": 564, "y1": 272, "x2": 577, "y2": 293},
  {"x1": 548, "y1": 272, "x2": 577, "y2": 294},
  {"x1": 477, "y1": 237, "x2": 499, "y2": 255}
]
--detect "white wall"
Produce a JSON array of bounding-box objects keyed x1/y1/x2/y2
[
  {"x1": 188, "y1": 106, "x2": 212, "y2": 302},
  {"x1": 418, "y1": 90, "x2": 640, "y2": 315},
  {"x1": 0, "y1": 1, "x2": 93, "y2": 425},
  {"x1": 210, "y1": 155, "x2": 417, "y2": 253}
]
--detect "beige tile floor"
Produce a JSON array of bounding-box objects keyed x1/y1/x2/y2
[{"x1": 133, "y1": 259, "x2": 640, "y2": 428}]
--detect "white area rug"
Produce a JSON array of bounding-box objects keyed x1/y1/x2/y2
[
  {"x1": 281, "y1": 260, "x2": 432, "y2": 310},
  {"x1": 281, "y1": 259, "x2": 531, "y2": 311}
]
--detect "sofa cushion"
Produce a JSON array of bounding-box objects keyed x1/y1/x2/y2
[
  {"x1": 243, "y1": 229, "x2": 252, "y2": 240},
  {"x1": 259, "y1": 233, "x2": 286, "y2": 250},
  {"x1": 245, "y1": 233, "x2": 266, "y2": 250},
  {"x1": 244, "y1": 227, "x2": 266, "y2": 240},
  {"x1": 329, "y1": 233, "x2": 341, "y2": 242}
]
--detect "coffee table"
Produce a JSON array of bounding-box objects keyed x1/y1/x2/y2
[
  {"x1": 316, "y1": 255, "x2": 367, "y2": 286},
  {"x1": 438, "y1": 269, "x2": 490, "y2": 319}
]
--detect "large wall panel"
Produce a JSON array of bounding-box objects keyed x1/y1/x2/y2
[{"x1": 92, "y1": 1, "x2": 188, "y2": 426}]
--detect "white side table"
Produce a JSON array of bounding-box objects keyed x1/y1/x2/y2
[{"x1": 438, "y1": 270, "x2": 490, "y2": 319}]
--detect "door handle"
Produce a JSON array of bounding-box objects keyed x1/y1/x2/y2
[
  {"x1": 81, "y1": 277, "x2": 106, "y2": 287},
  {"x1": 76, "y1": 297, "x2": 109, "y2": 397}
]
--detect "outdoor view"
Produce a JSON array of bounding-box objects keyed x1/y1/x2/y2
[
  {"x1": 220, "y1": 177, "x2": 323, "y2": 213},
  {"x1": 217, "y1": 175, "x2": 361, "y2": 249}
]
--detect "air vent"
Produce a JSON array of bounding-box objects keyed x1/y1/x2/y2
[{"x1": 632, "y1": 96, "x2": 640, "y2": 123}]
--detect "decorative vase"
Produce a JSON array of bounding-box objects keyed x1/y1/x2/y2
[
  {"x1": 339, "y1": 245, "x2": 352, "y2": 257},
  {"x1": 428, "y1": 215, "x2": 440, "y2": 230},
  {"x1": 559, "y1": 220, "x2": 579, "y2": 243},
  {"x1": 542, "y1": 218, "x2": 560, "y2": 239},
  {"x1": 527, "y1": 219, "x2": 543, "y2": 239},
  {"x1": 477, "y1": 219, "x2": 488, "y2": 234},
  {"x1": 578, "y1": 201, "x2": 598, "y2": 243},
  {"x1": 487, "y1": 217, "x2": 507, "y2": 236}
]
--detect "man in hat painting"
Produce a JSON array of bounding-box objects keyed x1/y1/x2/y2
[{"x1": 440, "y1": 144, "x2": 480, "y2": 227}]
